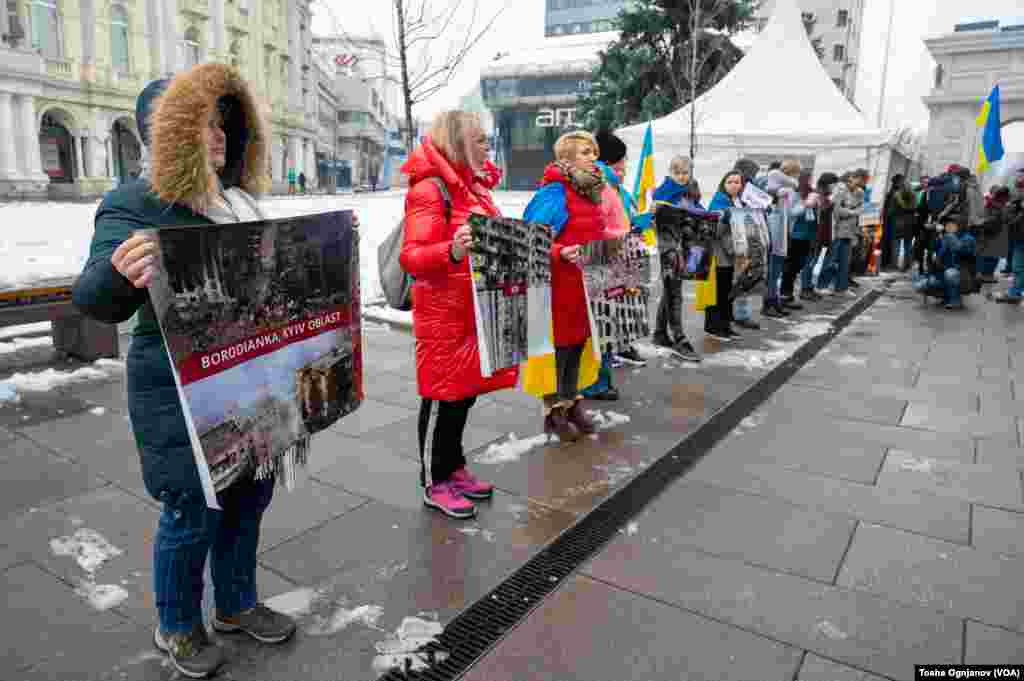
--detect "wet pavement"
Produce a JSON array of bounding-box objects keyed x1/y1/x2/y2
[{"x1": 2, "y1": 273, "x2": 1023, "y2": 680}]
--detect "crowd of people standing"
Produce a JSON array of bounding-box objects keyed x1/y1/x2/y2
[{"x1": 69, "y1": 58, "x2": 1024, "y2": 678}]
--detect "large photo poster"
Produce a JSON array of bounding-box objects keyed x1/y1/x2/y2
[
  {"x1": 468, "y1": 215, "x2": 554, "y2": 377},
  {"x1": 144, "y1": 210, "x2": 363, "y2": 509},
  {"x1": 582, "y1": 234, "x2": 653, "y2": 357}
]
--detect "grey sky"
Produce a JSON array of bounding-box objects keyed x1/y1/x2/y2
[{"x1": 315, "y1": 0, "x2": 1022, "y2": 139}]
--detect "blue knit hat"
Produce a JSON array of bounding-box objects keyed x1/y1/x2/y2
[{"x1": 135, "y1": 79, "x2": 169, "y2": 148}]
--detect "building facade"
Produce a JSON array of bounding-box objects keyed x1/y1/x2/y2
[
  {"x1": 480, "y1": 35, "x2": 609, "y2": 189},
  {"x1": 923, "y1": 19, "x2": 1024, "y2": 178},
  {"x1": 545, "y1": 0, "x2": 626, "y2": 37},
  {"x1": 0, "y1": 0, "x2": 319, "y2": 199},
  {"x1": 312, "y1": 34, "x2": 406, "y2": 190},
  {"x1": 753, "y1": 0, "x2": 864, "y2": 102}
]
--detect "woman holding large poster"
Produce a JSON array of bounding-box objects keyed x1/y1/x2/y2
[
  {"x1": 72, "y1": 65, "x2": 297, "y2": 678},
  {"x1": 400, "y1": 111, "x2": 516, "y2": 520}
]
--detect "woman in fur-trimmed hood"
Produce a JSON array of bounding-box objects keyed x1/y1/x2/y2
[{"x1": 72, "y1": 64, "x2": 296, "y2": 678}]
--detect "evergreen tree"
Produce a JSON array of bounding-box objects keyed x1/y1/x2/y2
[{"x1": 578, "y1": 0, "x2": 757, "y2": 131}]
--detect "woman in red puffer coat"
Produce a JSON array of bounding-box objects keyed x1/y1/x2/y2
[{"x1": 399, "y1": 111, "x2": 517, "y2": 520}]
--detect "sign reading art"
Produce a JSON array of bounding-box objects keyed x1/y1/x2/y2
[
  {"x1": 144, "y1": 211, "x2": 363, "y2": 509},
  {"x1": 535, "y1": 107, "x2": 578, "y2": 128},
  {"x1": 468, "y1": 214, "x2": 554, "y2": 377}
]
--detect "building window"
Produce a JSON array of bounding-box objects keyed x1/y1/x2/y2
[
  {"x1": 836, "y1": 9, "x2": 849, "y2": 27},
  {"x1": 934, "y1": 63, "x2": 944, "y2": 88},
  {"x1": 183, "y1": 26, "x2": 200, "y2": 67},
  {"x1": 833, "y1": 44, "x2": 845, "y2": 62},
  {"x1": 111, "y1": 4, "x2": 130, "y2": 74},
  {"x1": 29, "y1": 0, "x2": 63, "y2": 59}
]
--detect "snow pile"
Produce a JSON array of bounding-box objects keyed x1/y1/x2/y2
[
  {"x1": 0, "y1": 321, "x2": 52, "y2": 340},
  {"x1": 835, "y1": 354, "x2": 868, "y2": 366},
  {"x1": 372, "y1": 615, "x2": 447, "y2": 675},
  {"x1": 588, "y1": 410, "x2": 631, "y2": 429},
  {"x1": 0, "y1": 359, "x2": 124, "y2": 399},
  {"x1": 0, "y1": 192, "x2": 533, "y2": 303},
  {"x1": 264, "y1": 587, "x2": 384, "y2": 636},
  {"x1": 306, "y1": 604, "x2": 385, "y2": 637},
  {"x1": 50, "y1": 528, "x2": 129, "y2": 611},
  {"x1": 0, "y1": 335, "x2": 53, "y2": 354},
  {"x1": 474, "y1": 432, "x2": 549, "y2": 465},
  {"x1": 704, "y1": 321, "x2": 832, "y2": 371}
]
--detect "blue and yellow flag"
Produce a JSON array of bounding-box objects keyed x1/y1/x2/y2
[
  {"x1": 976, "y1": 85, "x2": 1005, "y2": 174},
  {"x1": 631, "y1": 124, "x2": 657, "y2": 246}
]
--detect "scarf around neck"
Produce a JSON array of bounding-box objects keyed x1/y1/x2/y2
[{"x1": 555, "y1": 160, "x2": 605, "y2": 204}]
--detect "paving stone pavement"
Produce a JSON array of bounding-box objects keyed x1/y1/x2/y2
[{"x1": 2, "y1": 274, "x2": 1024, "y2": 680}]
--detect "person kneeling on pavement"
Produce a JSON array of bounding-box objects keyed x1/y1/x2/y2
[
  {"x1": 71, "y1": 65, "x2": 297, "y2": 679},
  {"x1": 914, "y1": 218, "x2": 976, "y2": 310}
]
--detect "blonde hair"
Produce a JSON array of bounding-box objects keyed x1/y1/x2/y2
[
  {"x1": 781, "y1": 159, "x2": 802, "y2": 177},
  {"x1": 429, "y1": 110, "x2": 483, "y2": 168},
  {"x1": 554, "y1": 131, "x2": 598, "y2": 162},
  {"x1": 670, "y1": 156, "x2": 691, "y2": 175}
]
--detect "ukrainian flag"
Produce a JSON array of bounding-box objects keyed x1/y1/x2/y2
[
  {"x1": 631, "y1": 123, "x2": 657, "y2": 246},
  {"x1": 976, "y1": 85, "x2": 1005, "y2": 174}
]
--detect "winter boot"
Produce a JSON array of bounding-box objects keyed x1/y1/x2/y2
[
  {"x1": 545, "y1": 404, "x2": 581, "y2": 442},
  {"x1": 567, "y1": 398, "x2": 597, "y2": 435},
  {"x1": 154, "y1": 625, "x2": 225, "y2": 679}
]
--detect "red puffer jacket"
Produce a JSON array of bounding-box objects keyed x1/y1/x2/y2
[
  {"x1": 399, "y1": 138, "x2": 518, "y2": 401},
  {"x1": 543, "y1": 164, "x2": 607, "y2": 347}
]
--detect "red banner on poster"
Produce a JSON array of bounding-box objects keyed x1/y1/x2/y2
[{"x1": 178, "y1": 308, "x2": 353, "y2": 385}]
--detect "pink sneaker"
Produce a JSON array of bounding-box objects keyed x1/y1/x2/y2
[
  {"x1": 450, "y1": 467, "x2": 494, "y2": 500},
  {"x1": 423, "y1": 481, "x2": 476, "y2": 519}
]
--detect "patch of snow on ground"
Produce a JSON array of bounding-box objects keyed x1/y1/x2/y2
[
  {"x1": 816, "y1": 620, "x2": 849, "y2": 640},
  {"x1": 626, "y1": 522, "x2": 639, "y2": 536},
  {"x1": 0, "y1": 359, "x2": 124, "y2": 398},
  {"x1": 594, "y1": 463, "x2": 636, "y2": 486},
  {"x1": 898, "y1": 457, "x2": 935, "y2": 474},
  {"x1": 474, "y1": 433, "x2": 549, "y2": 465},
  {"x1": 306, "y1": 604, "x2": 385, "y2": 637},
  {"x1": 89, "y1": 406, "x2": 107, "y2": 415},
  {"x1": 264, "y1": 587, "x2": 321, "y2": 617},
  {"x1": 588, "y1": 410, "x2": 631, "y2": 429},
  {"x1": 50, "y1": 528, "x2": 124, "y2": 574},
  {"x1": 372, "y1": 615, "x2": 446, "y2": 675},
  {"x1": 75, "y1": 582, "x2": 130, "y2": 611},
  {"x1": 0, "y1": 335, "x2": 53, "y2": 354},
  {"x1": 0, "y1": 321, "x2": 52, "y2": 340},
  {"x1": 836, "y1": 354, "x2": 868, "y2": 366}
]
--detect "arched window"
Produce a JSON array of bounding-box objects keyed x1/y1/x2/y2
[
  {"x1": 111, "y1": 4, "x2": 130, "y2": 74},
  {"x1": 29, "y1": 0, "x2": 63, "y2": 59},
  {"x1": 184, "y1": 25, "x2": 200, "y2": 68}
]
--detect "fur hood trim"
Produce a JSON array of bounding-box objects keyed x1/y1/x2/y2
[{"x1": 149, "y1": 63, "x2": 270, "y2": 213}]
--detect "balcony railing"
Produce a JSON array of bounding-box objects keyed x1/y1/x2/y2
[{"x1": 45, "y1": 57, "x2": 72, "y2": 79}]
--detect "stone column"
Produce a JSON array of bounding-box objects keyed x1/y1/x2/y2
[
  {"x1": 79, "y1": 0, "x2": 96, "y2": 81},
  {"x1": 286, "y1": 0, "x2": 300, "y2": 110},
  {"x1": 0, "y1": 93, "x2": 18, "y2": 177},
  {"x1": 75, "y1": 134, "x2": 86, "y2": 179},
  {"x1": 147, "y1": 0, "x2": 164, "y2": 80},
  {"x1": 17, "y1": 95, "x2": 44, "y2": 178},
  {"x1": 210, "y1": 0, "x2": 225, "y2": 59},
  {"x1": 163, "y1": 0, "x2": 180, "y2": 74}
]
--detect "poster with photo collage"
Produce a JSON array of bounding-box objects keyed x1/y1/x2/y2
[{"x1": 582, "y1": 234, "x2": 653, "y2": 357}]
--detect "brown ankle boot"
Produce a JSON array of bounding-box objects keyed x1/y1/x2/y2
[
  {"x1": 567, "y1": 399, "x2": 596, "y2": 434},
  {"x1": 544, "y1": 404, "x2": 581, "y2": 442}
]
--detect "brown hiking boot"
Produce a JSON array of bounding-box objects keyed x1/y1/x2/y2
[
  {"x1": 567, "y1": 399, "x2": 596, "y2": 435},
  {"x1": 544, "y1": 404, "x2": 581, "y2": 442}
]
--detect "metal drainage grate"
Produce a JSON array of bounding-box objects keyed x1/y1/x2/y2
[{"x1": 377, "y1": 286, "x2": 886, "y2": 681}]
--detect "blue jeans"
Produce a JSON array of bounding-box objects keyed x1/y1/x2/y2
[
  {"x1": 154, "y1": 472, "x2": 275, "y2": 634},
  {"x1": 890, "y1": 237, "x2": 913, "y2": 270},
  {"x1": 800, "y1": 246, "x2": 817, "y2": 292},
  {"x1": 1011, "y1": 241, "x2": 1024, "y2": 297},
  {"x1": 915, "y1": 268, "x2": 962, "y2": 305},
  {"x1": 817, "y1": 238, "x2": 852, "y2": 291},
  {"x1": 979, "y1": 256, "x2": 1000, "y2": 277},
  {"x1": 765, "y1": 254, "x2": 785, "y2": 304}
]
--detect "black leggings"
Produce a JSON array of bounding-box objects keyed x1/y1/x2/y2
[
  {"x1": 781, "y1": 239, "x2": 812, "y2": 298},
  {"x1": 551, "y1": 343, "x2": 585, "y2": 403},
  {"x1": 418, "y1": 396, "x2": 476, "y2": 487},
  {"x1": 704, "y1": 265, "x2": 734, "y2": 334}
]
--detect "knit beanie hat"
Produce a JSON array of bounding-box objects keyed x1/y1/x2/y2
[{"x1": 595, "y1": 129, "x2": 627, "y2": 165}]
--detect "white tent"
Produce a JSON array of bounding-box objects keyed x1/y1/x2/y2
[{"x1": 616, "y1": 0, "x2": 889, "y2": 195}]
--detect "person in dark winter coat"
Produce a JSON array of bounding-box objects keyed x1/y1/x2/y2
[
  {"x1": 399, "y1": 111, "x2": 514, "y2": 520},
  {"x1": 705, "y1": 171, "x2": 746, "y2": 340},
  {"x1": 781, "y1": 171, "x2": 822, "y2": 302},
  {"x1": 885, "y1": 176, "x2": 918, "y2": 272},
  {"x1": 71, "y1": 64, "x2": 297, "y2": 679},
  {"x1": 523, "y1": 131, "x2": 608, "y2": 441},
  {"x1": 977, "y1": 186, "x2": 1011, "y2": 282},
  {"x1": 880, "y1": 174, "x2": 905, "y2": 270},
  {"x1": 650, "y1": 155, "x2": 702, "y2": 361}
]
